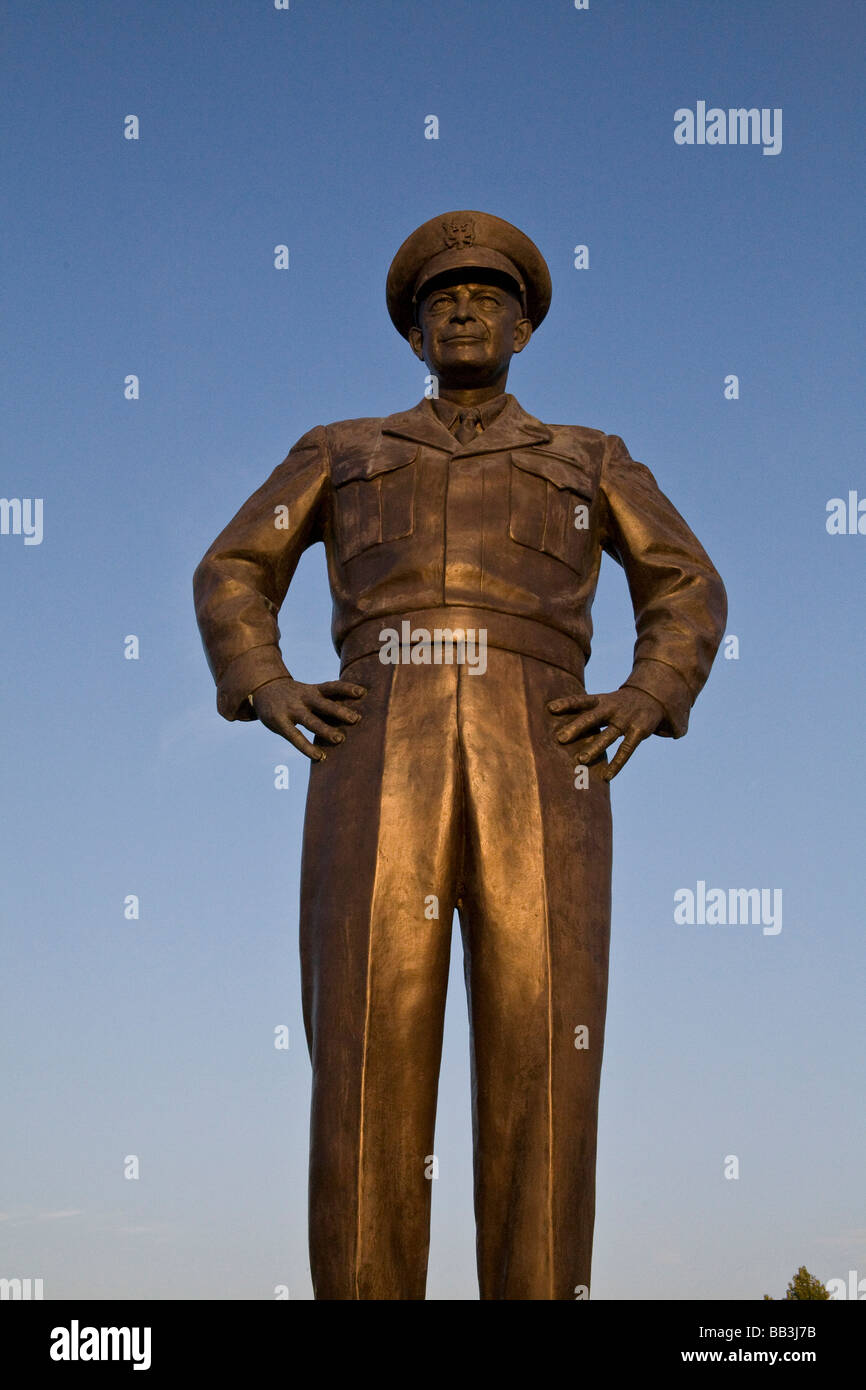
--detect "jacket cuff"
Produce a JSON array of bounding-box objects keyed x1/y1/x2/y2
[
  {"x1": 216, "y1": 645, "x2": 291, "y2": 722},
  {"x1": 623, "y1": 658, "x2": 694, "y2": 739}
]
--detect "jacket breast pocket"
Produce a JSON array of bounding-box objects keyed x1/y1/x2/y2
[
  {"x1": 332, "y1": 438, "x2": 419, "y2": 563},
  {"x1": 509, "y1": 448, "x2": 595, "y2": 572}
]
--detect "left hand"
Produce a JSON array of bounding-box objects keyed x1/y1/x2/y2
[{"x1": 547, "y1": 686, "x2": 665, "y2": 781}]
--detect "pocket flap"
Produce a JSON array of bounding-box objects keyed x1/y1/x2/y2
[
  {"x1": 332, "y1": 438, "x2": 419, "y2": 487},
  {"x1": 510, "y1": 447, "x2": 594, "y2": 498}
]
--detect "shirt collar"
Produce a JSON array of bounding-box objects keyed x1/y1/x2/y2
[{"x1": 430, "y1": 391, "x2": 510, "y2": 433}]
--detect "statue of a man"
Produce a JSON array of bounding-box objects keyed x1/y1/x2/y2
[{"x1": 194, "y1": 211, "x2": 727, "y2": 1300}]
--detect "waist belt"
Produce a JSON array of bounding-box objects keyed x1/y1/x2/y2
[{"x1": 338, "y1": 607, "x2": 586, "y2": 681}]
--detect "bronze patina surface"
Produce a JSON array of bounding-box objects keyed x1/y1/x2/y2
[{"x1": 194, "y1": 210, "x2": 727, "y2": 1300}]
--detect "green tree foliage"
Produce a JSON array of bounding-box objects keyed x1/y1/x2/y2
[{"x1": 763, "y1": 1266, "x2": 830, "y2": 1300}]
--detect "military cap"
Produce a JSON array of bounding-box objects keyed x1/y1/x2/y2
[{"x1": 386, "y1": 210, "x2": 552, "y2": 339}]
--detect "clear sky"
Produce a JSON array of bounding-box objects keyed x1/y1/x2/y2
[{"x1": 2, "y1": 0, "x2": 863, "y2": 1300}]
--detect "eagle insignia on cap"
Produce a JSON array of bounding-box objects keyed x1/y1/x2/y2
[{"x1": 441, "y1": 217, "x2": 476, "y2": 249}]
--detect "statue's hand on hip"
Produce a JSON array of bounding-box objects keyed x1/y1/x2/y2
[
  {"x1": 547, "y1": 686, "x2": 665, "y2": 782},
  {"x1": 251, "y1": 677, "x2": 367, "y2": 761}
]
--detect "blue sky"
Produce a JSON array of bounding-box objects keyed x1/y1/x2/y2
[{"x1": 2, "y1": 0, "x2": 863, "y2": 1300}]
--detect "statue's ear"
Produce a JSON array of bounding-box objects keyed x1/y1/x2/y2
[
  {"x1": 512, "y1": 319, "x2": 532, "y2": 354},
  {"x1": 407, "y1": 326, "x2": 425, "y2": 361}
]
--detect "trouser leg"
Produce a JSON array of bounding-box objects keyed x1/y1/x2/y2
[
  {"x1": 300, "y1": 654, "x2": 462, "y2": 1299},
  {"x1": 457, "y1": 651, "x2": 612, "y2": 1300}
]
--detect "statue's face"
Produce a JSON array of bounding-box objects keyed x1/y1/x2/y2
[{"x1": 408, "y1": 278, "x2": 532, "y2": 388}]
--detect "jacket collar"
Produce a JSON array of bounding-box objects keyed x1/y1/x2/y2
[{"x1": 381, "y1": 393, "x2": 553, "y2": 455}]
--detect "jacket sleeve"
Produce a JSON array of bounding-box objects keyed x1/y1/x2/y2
[
  {"x1": 193, "y1": 426, "x2": 329, "y2": 721},
  {"x1": 599, "y1": 432, "x2": 727, "y2": 738}
]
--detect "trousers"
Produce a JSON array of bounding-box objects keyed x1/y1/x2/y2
[{"x1": 299, "y1": 641, "x2": 612, "y2": 1299}]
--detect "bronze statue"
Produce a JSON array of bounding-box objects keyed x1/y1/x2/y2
[{"x1": 193, "y1": 211, "x2": 727, "y2": 1300}]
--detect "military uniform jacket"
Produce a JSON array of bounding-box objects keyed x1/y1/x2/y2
[{"x1": 193, "y1": 393, "x2": 727, "y2": 738}]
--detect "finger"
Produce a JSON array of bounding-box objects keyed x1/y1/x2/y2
[
  {"x1": 548, "y1": 693, "x2": 597, "y2": 715},
  {"x1": 555, "y1": 705, "x2": 613, "y2": 743},
  {"x1": 263, "y1": 715, "x2": 325, "y2": 762},
  {"x1": 601, "y1": 732, "x2": 641, "y2": 781},
  {"x1": 318, "y1": 680, "x2": 367, "y2": 699},
  {"x1": 308, "y1": 693, "x2": 363, "y2": 725},
  {"x1": 573, "y1": 726, "x2": 622, "y2": 766},
  {"x1": 297, "y1": 711, "x2": 348, "y2": 744}
]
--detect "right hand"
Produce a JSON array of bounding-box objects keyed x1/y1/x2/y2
[{"x1": 251, "y1": 677, "x2": 367, "y2": 761}]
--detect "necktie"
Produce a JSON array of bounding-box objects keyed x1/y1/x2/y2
[{"x1": 454, "y1": 408, "x2": 483, "y2": 444}]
